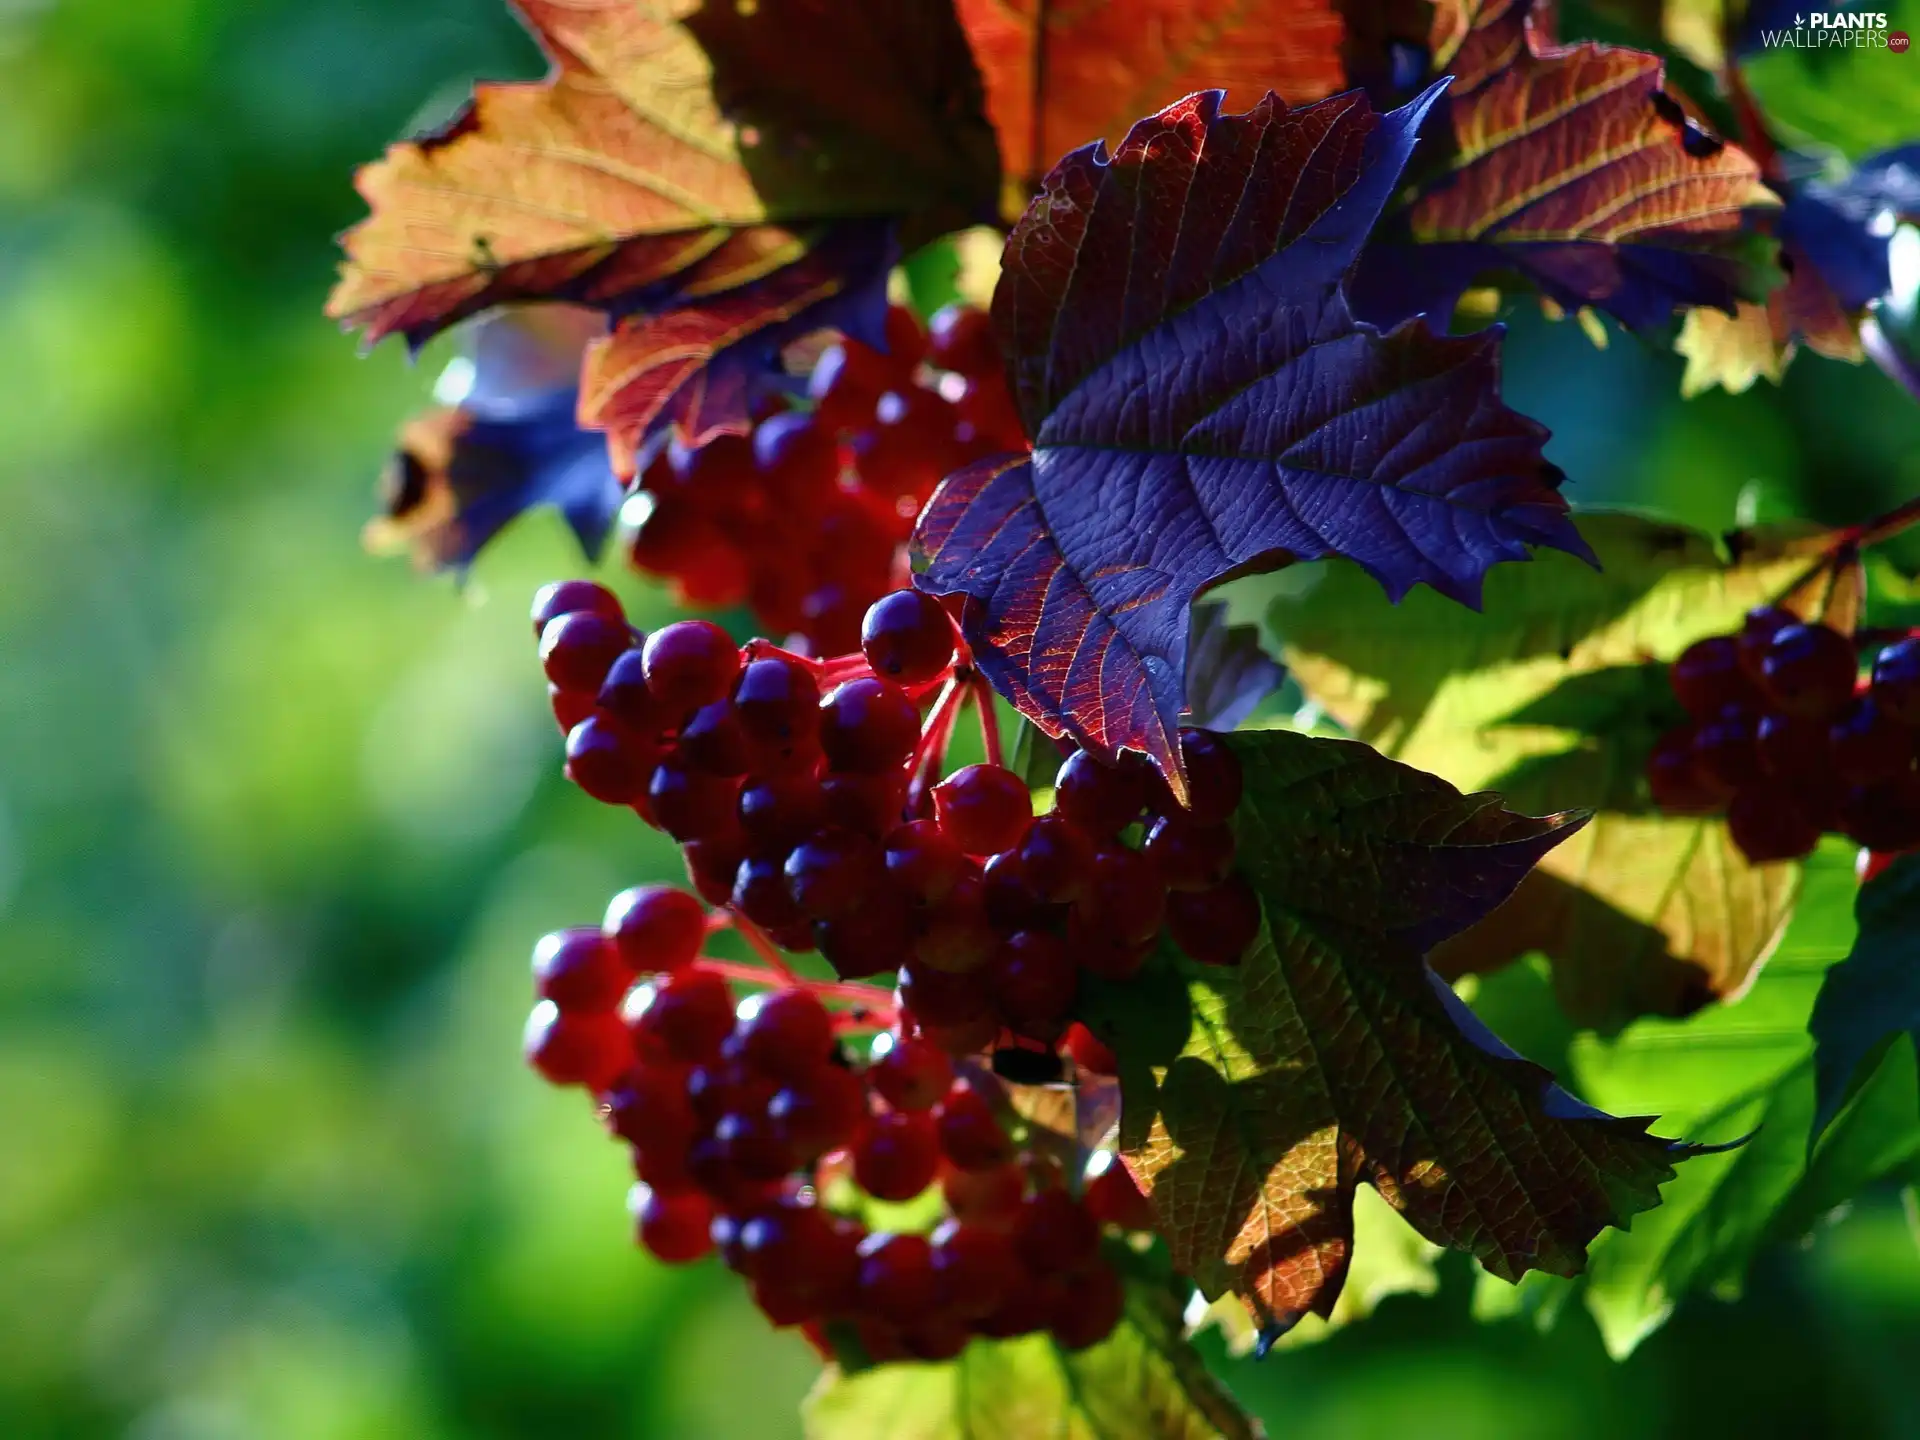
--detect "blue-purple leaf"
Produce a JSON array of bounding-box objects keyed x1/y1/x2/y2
[
  {"x1": 1185, "y1": 602, "x2": 1286, "y2": 732},
  {"x1": 913, "y1": 84, "x2": 1587, "y2": 796}
]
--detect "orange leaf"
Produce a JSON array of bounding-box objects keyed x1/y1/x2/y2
[{"x1": 955, "y1": 0, "x2": 1347, "y2": 206}]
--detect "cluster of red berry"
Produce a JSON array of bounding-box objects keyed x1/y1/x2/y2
[
  {"x1": 1648, "y1": 613, "x2": 1920, "y2": 864},
  {"x1": 533, "y1": 577, "x2": 1260, "y2": 1057},
  {"x1": 622, "y1": 303, "x2": 1024, "y2": 655},
  {"x1": 522, "y1": 880, "x2": 1154, "y2": 1356}
]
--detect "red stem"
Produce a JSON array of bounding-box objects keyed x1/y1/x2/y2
[
  {"x1": 726, "y1": 912, "x2": 799, "y2": 985},
  {"x1": 1846, "y1": 492, "x2": 1920, "y2": 552},
  {"x1": 698, "y1": 958, "x2": 899, "y2": 1023},
  {"x1": 907, "y1": 677, "x2": 965, "y2": 812},
  {"x1": 972, "y1": 673, "x2": 1003, "y2": 768}
]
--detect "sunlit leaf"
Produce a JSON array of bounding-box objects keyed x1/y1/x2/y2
[
  {"x1": 1081, "y1": 728, "x2": 1697, "y2": 1338},
  {"x1": 803, "y1": 1267, "x2": 1262, "y2": 1440},
  {"x1": 914, "y1": 83, "x2": 1584, "y2": 797},
  {"x1": 1270, "y1": 511, "x2": 1822, "y2": 1030}
]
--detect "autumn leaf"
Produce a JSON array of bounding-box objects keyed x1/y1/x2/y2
[
  {"x1": 803, "y1": 1264, "x2": 1262, "y2": 1440},
  {"x1": 953, "y1": 0, "x2": 1346, "y2": 208},
  {"x1": 328, "y1": 0, "x2": 998, "y2": 462},
  {"x1": 1079, "y1": 728, "x2": 1697, "y2": 1337},
  {"x1": 913, "y1": 82, "x2": 1585, "y2": 798},
  {"x1": 1810, "y1": 854, "x2": 1920, "y2": 1146},
  {"x1": 1270, "y1": 511, "x2": 1821, "y2": 1030},
  {"x1": 1347, "y1": 0, "x2": 1774, "y2": 332}
]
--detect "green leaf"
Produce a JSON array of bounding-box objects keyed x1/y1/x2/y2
[
  {"x1": 1270, "y1": 510, "x2": 1824, "y2": 1030},
  {"x1": 899, "y1": 237, "x2": 963, "y2": 322},
  {"x1": 1811, "y1": 854, "x2": 1920, "y2": 1144},
  {"x1": 1084, "y1": 728, "x2": 1699, "y2": 1338},
  {"x1": 802, "y1": 1270, "x2": 1262, "y2": 1440},
  {"x1": 1560, "y1": 842, "x2": 1920, "y2": 1354},
  {"x1": 1745, "y1": 42, "x2": 1920, "y2": 162}
]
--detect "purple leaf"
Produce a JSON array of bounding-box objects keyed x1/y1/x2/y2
[
  {"x1": 1185, "y1": 602, "x2": 1286, "y2": 732},
  {"x1": 914, "y1": 84, "x2": 1587, "y2": 797}
]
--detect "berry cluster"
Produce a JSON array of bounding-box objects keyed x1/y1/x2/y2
[
  {"x1": 1648, "y1": 614, "x2": 1920, "y2": 863},
  {"x1": 533, "y1": 578, "x2": 1260, "y2": 1061},
  {"x1": 622, "y1": 303, "x2": 1025, "y2": 655},
  {"x1": 521, "y1": 882, "x2": 1154, "y2": 1357}
]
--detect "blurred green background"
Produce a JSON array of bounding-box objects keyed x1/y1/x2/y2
[{"x1": 2, "y1": 2, "x2": 1918, "y2": 1437}]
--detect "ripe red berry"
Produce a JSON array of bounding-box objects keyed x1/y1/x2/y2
[
  {"x1": 926, "y1": 303, "x2": 1000, "y2": 379},
  {"x1": 1755, "y1": 711, "x2": 1835, "y2": 781},
  {"x1": 934, "y1": 1080, "x2": 1012, "y2": 1169},
  {"x1": 641, "y1": 620, "x2": 740, "y2": 716},
  {"x1": 682, "y1": 835, "x2": 748, "y2": 907},
  {"x1": 1054, "y1": 750, "x2": 1150, "y2": 836},
  {"x1": 1082, "y1": 1152, "x2": 1154, "y2": 1231},
  {"x1": 752, "y1": 411, "x2": 840, "y2": 507},
  {"x1": 768, "y1": 1063, "x2": 867, "y2": 1161},
  {"x1": 630, "y1": 1183, "x2": 715, "y2": 1263},
  {"x1": 1144, "y1": 815, "x2": 1236, "y2": 891},
  {"x1": 565, "y1": 716, "x2": 651, "y2": 804},
  {"x1": 631, "y1": 967, "x2": 737, "y2": 1065},
  {"x1": 714, "y1": 1109, "x2": 798, "y2": 1182},
  {"x1": 898, "y1": 958, "x2": 992, "y2": 1027},
  {"x1": 869, "y1": 1033, "x2": 954, "y2": 1112},
  {"x1": 549, "y1": 683, "x2": 596, "y2": 734},
  {"x1": 943, "y1": 1162, "x2": 1025, "y2": 1228},
  {"x1": 1870, "y1": 637, "x2": 1920, "y2": 726},
  {"x1": 738, "y1": 772, "x2": 827, "y2": 854},
  {"x1": 1830, "y1": 697, "x2": 1914, "y2": 784},
  {"x1": 532, "y1": 927, "x2": 631, "y2": 1012},
  {"x1": 596, "y1": 649, "x2": 662, "y2": 734},
  {"x1": 1691, "y1": 706, "x2": 1765, "y2": 791},
  {"x1": 1726, "y1": 787, "x2": 1824, "y2": 864},
  {"x1": 820, "y1": 677, "x2": 921, "y2": 774},
  {"x1": 1671, "y1": 635, "x2": 1757, "y2": 719},
  {"x1": 813, "y1": 888, "x2": 917, "y2": 980},
  {"x1": 861, "y1": 588, "x2": 957, "y2": 684},
  {"x1": 884, "y1": 819, "x2": 968, "y2": 904},
  {"x1": 1736, "y1": 607, "x2": 1798, "y2": 681},
  {"x1": 734, "y1": 654, "x2": 822, "y2": 758},
  {"x1": 1051, "y1": 1260, "x2": 1125, "y2": 1350},
  {"x1": 1175, "y1": 729, "x2": 1243, "y2": 826},
  {"x1": 647, "y1": 758, "x2": 741, "y2": 842},
  {"x1": 1011, "y1": 815, "x2": 1096, "y2": 904},
  {"x1": 852, "y1": 1110, "x2": 942, "y2": 1201},
  {"x1": 819, "y1": 770, "x2": 908, "y2": 837},
  {"x1": 603, "y1": 885, "x2": 707, "y2": 974},
  {"x1": 988, "y1": 930, "x2": 1079, "y2": 1026},
  {"x1": 1167, "y1": 874, "x2": 1261, "y2": 966},
  {"x1": 784, "y1": 830, "x2": 884, "y2": 921},
  {"x1": 1758, "y1": 624, "x2": 1858, "y2": 719},
  {"x1": 540, "y1": 610, "x2": 632, "y2": 694},
  {"x1": 731, "y1": 854, "x2": 807, "y2": 929},
  {"x1": 733, "y1": 988, "x2": 836, "y2": 1081},
  {"x1": 604, "y1": 1066, "x2": 696, "y2": 1150},
  {"x1": 524, "y1": 1001, "x2": 632, "y2": 1089},
  {"x1": 1646, "y1": 725, "x2": 1726, "y2": 812},
  {"x1": 1064, "y1": 1022, "x2": 1120, "y2": 1077},
  {"x1": 930, "y1": 1218, "x2": 1021, "y2": 1318},
  {"x1": 912, "y1": 874, "x2": 999, "y2": 974},
  {"x1": 1014, "y1": 1187, "x2": 1102, "y2": 1275},
  {"x1": 1079, "y1": 845, "x2": 1167, "y2": 943},
  {"x1": 531, "y1": 579, "x2": 624, "y2": 638},
  {"x1": 933, "y1": 764, "x2": 1033, "y2": 855},
  {"x1": 856, "y1": 1231, "x2": 938, "y2": 1326},
  {"x1": 1838, "y1": 775, "x2": 1920, "y2": 851},
  {"x1": 678, "y1": 700, "x2": 752, "y2": 776}
]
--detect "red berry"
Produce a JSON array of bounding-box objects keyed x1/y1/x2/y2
[
  {"x1": 1726, "y1": 787, "x2": 1824, "y2": 864},
  {"x1": 1691, "y1": 706, "x2": 1765, "y2": 791},
  {"x1": 1079, "y1": 844, "x2": 1167, "y2": 943},
  {"x1": 604, "y1": 1066, "x2": 695, "y2": 1150},
  {"x1": 810, "y1": 341, "x2": 890, "y2": 433},
  {"x1": 814, "y1": 888, "x2": 917, "y2": 980},
  {"x1": 1175, "y1": 728, "x2": 1243, "y2": 826},
  {"x1": 731, "y1": 854, "x2": 807, "y2": 929},
  {"x1": 927, "y1": 303, "x2": 1000, "y2": 379},
  {"x1": 1871, "y1": 637, "x2": 1920, "y2": 726},
  {"x1": 733, "y1": 988, "x2": 835, "y2": 1081},
  {"x1": 768, "y1": 1063, "x2": 867, "y2": 1161},
  {"x1": 933, "y1": 764, "x2": 1033, "y2": 855},
  {"x1": 603, "y1": 885, "x2": 707, "y2": 974},
  {"x1": 852, "y1": 1110, "x2": 942, "y2": 1201},
  {"x1": 532, "y1": 927, "x2": 630, "y2": 1012},
  {"x1": 911, "y1": 874, "x2": 999, "y2": 974},
  {"x1": 884, "y1": 819, "x2": 968, "y2": 904},
  {"x1": 1054, "y1": 750, "x2": 1151, "y2": 836},
  {"x1": 630, "y1": 1183, "x2": 715, "y2": 1263},
  {"x1": 1051, "y1": 1261, "x2": 1125, "y2": 1350},
  {"x1": 1670, "y1": 635, "x2": 1757, "y2": 719},
  {"x1": 820, "y1": 677, "x2": 921, "y2": 774},
  {"x1": 632, "y1": 967, "x2": 737, "y2": 1064},
  {"x1": 861, "y1": 589, "x2": 957, "y2": 684},
  {"x1": 1011, "y1": 815, "x2": 1096, "y2": 904},
  {"x1": 683, "y1": 835, "x2": 748, "y2": 906},
  {"x1": 524, "y1": 1001, "x2": 632, "y2": 1089},
  {"x1": 678, "y1": 700, "x2": 751, "y2": 776},
  {"x1": 820, "y1": 770, "x2": 908, "y2": 837},
  {"x1": 1144, "y1": 815, "x2": 1235, "y2": 891},
  {"x1": 1015, "y1": 1187, "x2": 1102, "y2": 1276},
  {"x1": 869, "y1": 1033, "x2": 954, "y2": 1111},
  {"x1": 1082, "y1": 1153, "x2": 1154, "y2": 1231},
  {"x1": 1838, "y1": 775, "x2": 1920, "y2": 851},
  {"x1": 1736, "y1": 607, "x2": 1798, "y2": 681},
  {"x1": 752, "y1": 411, "x2": 839, "y2": 507},
  {"x1": 565, "y1": 716, "x2": 651, "y2": 804},
  {"x1": 856, "y1": 1231, "x2": 938, "y2": 1326},
  {"x1": 943, "y1": 1162, "x2": 1025, "y2": 1228},
  {"x1": 901, "y1": 1316, "x2": 972, "y2": 1362},
  {"x1": 785, "y1": 829, "x2": 884, "y2": 921},
  {"x1": 899, "y1": 958, "x2": 991, "y2": 1027},
  {"x1": 930, "y1": 1218, "x2": 1021, "y2": 1318},
  {"x1": 1068, "y1": 913, "x2": 1154, "y2": 981},
  {"x1": 549, "y1": 683, "x2": 596, "y2": 734},
  {"x1": 739, "y1": 773, "x2": 826, "y2": 854},
  {"x1": 934, "y1": 1080, "x2": 1012, "y2": 1169},
  {"x1": 1758, "y1": 624, "x2": 1858, "y2": 719},
  {"x1": 1064, "y1": 1022, "x2": 1119, "y2": 1077},
  {"x1": 647, "y1": 758, "x2": 741, "y2": 842},
  {"x1": 714, "y1": 1109, "x2": 798, "y2": 1182},
  {"x1": 540, "y1": 611, "x2": 631, "y2": 693},
  {"x1": 1830, "y1": 697, "x2": 1915, "y2": 784},
  {"x1": 1646, "y1": 725, "x2": 1726, "y2": 812},
  {"x1": 685, "y1": 1057, "x2": 772, "y2": 1127},
  {"x1": 988, "y1": 930, "x2": 1079, "y2": 1025},
  {"x1": 917, "y1": 1014, "x2": 999, "y2": 1057},
  {"x1": 1167, "y1": 874, "x2": 1261, "y2": 966},
  {"x1": 531, "y1": 579, "x2": 624, "y2": 637},
  {"x1": 741, "y1": 1204, "x2": 858, "y2": 1314},
  {"x1": 596, "y1": 649, "x2": 662, "y2": 734},
  {"x1": 882, "y1": 303, "x2": 927, "y2": 371},
  {"x1": 1755, "y1": 711, "x2": 1835, "y2": 782},
  {"x1": 642, "y1": 620, "x2": 740, "y2": 716},
  {"x1": 734, "y1": 655, "x2": 822, "y2": 759}
]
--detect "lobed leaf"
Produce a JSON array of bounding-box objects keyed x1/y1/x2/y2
[
  {"x1": 1810, "y1": 854, "x2": 1920, "y2": 1146},
  {"x1": 954, "y1": 0, "x2": 1346, "y2": 207},
  {"x1": 1082, "y1": 728, "x2": 1697, "y2": 1338},
  {"x1": 1348, "y1": 0, "x2": 1773, "y2": 332},
  {"x1": 1184, "y1": 602, "x2": 1287, "y2": 734},
  {"x1": 1272, "y1": 510, "x2": 1819, "y2": 1031},
  {"x1": 914, "y1": 83, "x2": 1585, "y2": 797},
  {"x1": 802, "y1": 1269, "x2": 1262, "y2": 1440}
]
